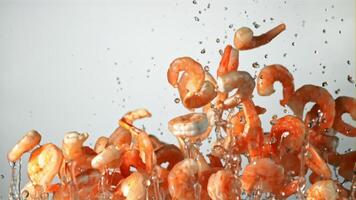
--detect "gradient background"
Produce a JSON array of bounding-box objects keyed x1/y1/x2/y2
[{"x1": 0, "y1": 0, "x2": 355, "y2": 198}]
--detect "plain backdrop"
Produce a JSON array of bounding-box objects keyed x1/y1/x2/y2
[{"x1": 0, "y1": 0, "x2": 355, "y2": 198}]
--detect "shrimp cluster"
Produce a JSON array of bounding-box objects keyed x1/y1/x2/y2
[{"x1": 7, "y1": 23, "x2": 356, "y2": 200}]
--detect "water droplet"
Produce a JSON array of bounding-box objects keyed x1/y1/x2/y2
[
  {"x1": 283, "y1": 109, "x2": 287, "y2": 113},
  {"x1": 219, "y1": 49, "x2": 223, "y2": 55},
  {"x1": 322, "y1": 29, "x2": 326, "y2": 33},
  {"x1": 294, "y1": 33, "x2": 298, "y2": 37},
  {"x1": 314, "y1": 50, "x2": 318, "y2": 54},
  {"x1": 252, "y1": 22, "x2": 260, "y2": 29},
  {"x1": 252, "y1": 62, "x2": 260, "y2": 68},
  {"x1": 198, "y1": 41, "x2": 203, "y2": 44},
  {"x1": 338, "y1": 30, "x2": 342, "y2": 34},
  {"x1": 341, "y1": 18, "x2": 344, "y2": 22},
  {"x1": 174, "y1": 98, "x2": 180, "y2": 103},
  {"x1": 347, "y1": 60, "x2": 351, "y2": 65},
  {"x1": 292, "y1": 42, "x2": 295, "y2": 46},
  {"x1": 224, "y1": 6, "x2": 228, "y2": 11},
  {"x1": 322, "y1": 82, "x2": 328, "y2": 87},
  {"x1": 194, "y1": 16, "x2": 200, "y2": 21},
  {"x1": 192, "y1": 0, "x2": 197, "y2": 4},
  {"x1": 259, "y1": 75, "x2": 264, "y2": 79},
  {"x1": 324, "y1": 40, "x2": 328, "y2": 44},
  {"x1": 207, "y1": 3, "x2": 210, "y2": 8},
  {"x1": 270, "y1": 17, "x2": 274, "y2": 21},
  {"x1": 200, "y1": 48, "x2": 206, "y2": 54},
  {"x1": 216, "y1": 38, "x2": 220, "y2": 43},
  {"x1": 0, "y1": 174, "x2": 4, "y2": 179},
  {"x1": 264, "y1": 54, "x2": 268, "y2": 59},
  {"x1": 21, "y1": 190, "x2": 29, "y2": 198},
  {"x1": 335, "y1": 89, "x2": 340, "y2": 94},
  {"x1": 283, "y1": 53, "x2": 287, "y2": 57},
  {"x1": 228, "y1": 24, "x2": 233, "y2": 29},
  {"x1": 204, "y1": 66, "x2": 210, "y2": 71}
]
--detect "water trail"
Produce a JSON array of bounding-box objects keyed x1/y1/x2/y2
[{"x1": 9, "y1": 159, "x2": 21, "y2": 200}]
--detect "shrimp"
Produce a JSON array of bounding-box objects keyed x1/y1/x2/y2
[
  {"x1": 269, "y1": 115, "x2": 305, "y2": 157},
  {"x1": 8, "y1": 130, "x2": 41, "y2": 162},
  {"x1": 304, "y1": 144, "x2": 332, "y2": 179},
  {"x1": 118, "y1": 108, "x2": 152, "y2": 136},
  {"x1": 287, "y1": 84, "x2": 335, "y2": 132},
  {"x1": 20, "y1": 182, "x2": 48, "y2": 200},
  {"x1": 108, "y1": 127, "x2": 132, "y2": 148},
  {"x1": 333, "y1": 96, "x2": 356, "y2": 137},
  {"x1": 28, "y1": 143, "x2": 63, "y2": 187},
  {"x1": 149, "y1": 134, "x2": 166, "y2": 150},
  {"x1": 114, "y1": 172, "x2": 148, "y2": 200},
  {"x1": 328, "y1": 151, "x2": 356, "y2": 181},
  {"x1": 91, "y1": 145, "x2": 125, "y2": 170},
  {"x1": 217, "y1": 45, "x2": 239, "y2": 77},
  {"x1": 257, "y1": 64, "x2": 295, "y2": 106},
  {"x1": 62, "y1": 131, "x2": 89, "y2": 161},
  {"x1": 306, "y1": 180, "x2": 339, "y2": 200},
  {"x1": 168, "y1": 112, "x2": 211, "y2": 142},
  {"x1": 207, "y1": 169, "x2": 239, "y2": 200},
  {"x1": 75, "y1": 169, "x2": 101, "y2": 198},
  {"x1": 155, "y1": 144, "x2": 184, "y2": 170},
  {"x1": 136, "y1": 131, "x2": 157, "y2": 174},
  {"x1": 119, "y1": 149, "x2": 146, "y2": 177},
  {"x1": 217, "y1": 71, "x2": 255, "y2": 109},
  {"x1": 168, "y1": 158, "x2": 200, "y2": 200},
  {"x1": 94, "y1": 136, "x2": 109, "y2": 154},
  {"x1": 234, "y1": 23, "x2": 286, "y2": 50}
]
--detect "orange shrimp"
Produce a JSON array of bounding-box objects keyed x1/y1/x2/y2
[
  {"x1": 306, "y1": 180, "x2": 339, "y2": 200},
  {"x1": 119, "y1": 149, "x2": 146, "y2": 177},
  {"x1": 114, "y1": 172, "x2": 148, "y2": 200},
  {"x1": 168, "y1": 158, "x2": 200, "y2": 200},
  {"x1": 287, "y1": 84, "x2": 335, "y2": 132},
  {"x1": 28, "y1": 143, "x2": 63, "y2": 188},
  {"x1": 333, "y1": 96, "x2": 356, "y2": 137},
  {"x1": 8, "y1": 130, "x2": 41, "y2": 162},
  {"x1": 207, "y1": 169, "x2": 239, "y2": 200},
  {"x1": 328, "y1": 151, "x2": 356, "y2": 182},
  {"x1": 94, "y1": 136, "x2": 109, "y2": 154},
  {"x1": 217, "y1": 45, "x2": 239, "y2": 77},
  {"x1": 75, "y1": 169, "x2": 101, "y2": 198},
  {"x1": 149, "y1": 134, "x2": 166, "y2": 150},
  {"x1": 304, "y1": 144, "x2": 332, "y2": 179},
  {"x1": 91, "y1": 145, "x2": 125, "y2": 170},
  {"x1": 108, "y1": 126, "x2": 132, "y2": 148},
  {"x1": 155, "y1": 144, "x2": 184, "y2": 170},
  {"x1": 207, "y1": 154, "x2": 224, "y2": 168},
  {"x1": 62, "y1": 131, "x2": 89, "y2": 161},
  {"x1": 257, "y1": 64, "x2": 294, "y2": 106},
  {"x1": 136, "y1": 131, "x2": 157, "y2": 174},
  {"x1": 118, "y1": 108, "x2": 152, "y2": 136},
  {"x1": 217, "y1": 71, "x2": 255, "y2": 109},
  {"x1": 234, "y1": 23, "x2": 286, "y2": 50}
]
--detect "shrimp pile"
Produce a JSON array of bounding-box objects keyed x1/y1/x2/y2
[{"x1": 7, "y1": 23, "x2": 356, "y2": 200}]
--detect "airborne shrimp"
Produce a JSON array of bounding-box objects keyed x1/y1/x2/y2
[
  {"x1": 257, "y1": 64, "x2": 295, "y2": 106},
  {"x1": 8, "y1": 130, "x2": 42, "y2": 162},
  {"x1": 207, "y1": 169, "x2": 239, "y2": 200},
  {"x1": 333, "y1": 96, "x2": 356, "y2": 137}
]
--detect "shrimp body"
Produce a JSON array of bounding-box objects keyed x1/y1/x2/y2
[
  {"x1": 119, "y1": 108, "x2": 152, "y2": 135},
  {"x1": 306, "y1": 180, "x2": 338, "y2": 200},
  {"x1": 28, "y1": 143, "x2": 63, "y2": 187},
  {"x1": 91, "y1": 145, "x2": 125, "y2": 170},
  {"x1": 287, "y1": 85, "x2": 335, "y2": 131},
  {"x1": 137, "y1": 131, "x2": 157, "y2": 174},
  {"x1": 207, "y1": 169, "x2": 239, "y2": 200},
  {"x1": 94, "y1": 136, "x2": 109, "y2": 154},
  {"x1": 116, "y1": 172, "x2": 148, "y2": 200},
  {"x1": 8, "y1": 130, "x2": 41, "y2": 162},
  {"x1": 168, "y1": 158, "x2": 200, "y2": 200},
  {"x1": 304, "y1": 144, "x2": 332, "y2": 179},
  {"x1": 109, "y1": 127, "x2": 132, "y2": 148},
  {"x1": 234, "y1": 23, "x2": 286, "y2": 50},
  {"x1": 217, "y1": 45, "x2": 239, "y2": 77},
  {"x1": 257, "y1": 64, "x2": 294, "y2": 106},
  {"x1": 328, "y1": 151, "x2": 356, "y2": 181},
  {"x1": 333, "y1": 96, "x2": 356, "y2": 137},
  {"x1": 62, "y1": 131, "x2": 89, "y2": 161},
  {"x1": 156, "y1": 144, "x2": 184, "y2": 170},
  {"x1": 119, "y1": 149, "x2": 146, "y2": 177},
  {"x1": 241, "y1": 158, "x2": 284, "y2": 194},
  {"x1": 217, "y1": 71, "x2": 255, "y2": 109},
  {"x1": 75, "y1": 169, "x2": 101, "y2": 198}
]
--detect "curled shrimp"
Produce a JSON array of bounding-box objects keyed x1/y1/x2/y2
[
  {"x1": 217, "y1": 45, "x2": 239, "y2": 77},
  {"x1": 114, "y1": 172, "x2": 148, "y2": 200},
  {"x1": 136, "y1": 131, "x2": 157, "y2": 174},
  {"x1": 108, "y1": 126, "x2": 132, "y2": 148},
  {"x1": 8, "y1": 130, "x2": 41, "y2": 162},
  {"x1": 217, "y1": 71, "x2": 255, "y2": 109},
  {"x1": 168, "y1": 57, "x2": 217, "y2": 109},
  {"x1": 28, "y1": 143, "x2": 63, "y2": 187},
  {"x1": 168, "y1": 158, "x2": 200, "y2": 200},
  {"x1": 304, "y1": 144, "x2": 332, "y2": 179},
  {"x1": 333, "y1": 96, "x2": 356, "y2": 137},
  {"x1": 328, "y1": 151, "x2": 356, "y2": 181},
  {"x1": 257, "y1": 64, "x2": 294, "y2": 106},
  {"x1": 168, "y1": 112, "x2": 211, "y2": 142},
  {"x1": 75, "y1": 169, "x2": 101, "y2": 198},
  {"x1": 119, "y1": 149, "x2": 146, "y2": 177},
  {"x1": 62, "y1": 131, "x2": 89, "y2": 161},
  {"x1": 149, "y1": 134, "x2": 166, "y2": 150},
  {"x1": 207, "y1": 169, "x2": 239, "y2": 200},
  {"x1": 287, "y1": 84, "x2": 335, "y2": 132},
  {"x1": 306, "y1": 180, "x2": 341, "y2": 200},
  {"x1": 234, "y1": 23, "x2": 286, "y2": 50},
  {"x1": 91, "y1": 145, "x2": 125, "y2": 170},
  {"x1": 94, "y1": 136, "x2": 109, "y2": 154},
  {"x1": 118, "y1": 108, "x2": 152, "y2": 136},
  {"x1": 155, "y1": 144, "x2": 184, "y2": 170}
]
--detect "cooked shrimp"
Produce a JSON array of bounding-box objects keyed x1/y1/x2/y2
[
  {"x1": 207, "y1": 154, "x2": 223, "y2": 168},
  {"x1": 75, "y1": 169, "x2": 101, "y2": 198},
  {"x1": 305, "y1": 144, "x2": 332, "y2": 179},
  {"x1": 168, "y1": 112, "x2": 211, "y2": 142},
  {"x1": 241, "y1": 158, "x2": 284, "y2": 194},
  {"x1": 28, "y1": 143, "x2": 63, "y2": 187},
  {"x1": 108, "y1": 126, "x2": 132, "y2": 148},
  {"x1": 114, "y1": 172, "x2": 147, "y2": 200},
  {"x1": 308, "y1": 128, "x2": 338, "y2": 154},
  {"x1": 156, "y1": 144, "x2": 184, "y2": 170},
  {"x1": 137, "y1": 131, "x2": 157, "y2": 174},
  {"x1": 217, "y1": 45, "x2": 239, "y2": 77},
  {"x1": 94, "y1": 136, "x2": 109, "y2": 154},
  {"x1": 91, "y1": 145, "x2": 125, "y2": 170},
  {"x1": 234, "y1": 23, "x2": 286, "y2": 50},
  {"x1": 287, "y1": 84, "x2": 335, "y2": 131},
  {"x1": 168, "y1": 158, "x2": 200, "y2": 200},
  {"x1": 328, "y1": 151, "x2": 356, "y2": 181},
  {"x1": 119, "y1": 149, "x2": 146, "y2": 177},
  {"x1": 62, "y1": 131, "x2": 89, "y2": 161},
  {"x1": 207, "y1": 169, "x2": 239, "y2": 200},
  {"x1": 20, "y1": 182, "x2": 47, "y2": 200},
  {"x1": 257, "y1": 64, "x2": 294, "y2": 106},
  {"x1": 118, "y1": 108, "x2": 152, "y2": 136},
  {"x1": 8, "y1": 130, "x2": 41, "y2": 162},
  {"x1": 306, "y1": 180, "x2": 338, "y2": 200},
  {"x1": 333, "y1": 96, "x2": 356, "y2": 137},
  {"x1": 149, "y1": 134, "x2": 166, "y2": 150},
  {"x1": 217, "y1": 71, "x2": 255, "y2": 109},
  {"x1": 177, "y1": 71, "x2": 217, "y2": 109},
  {"x1": 269, "y1": 115, "x2": 305, "y2": 157}
]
